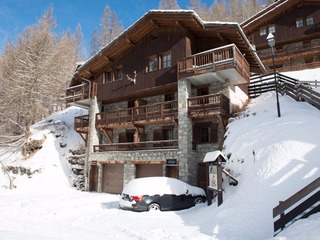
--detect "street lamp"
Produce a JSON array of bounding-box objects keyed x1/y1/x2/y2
[{"x1": 266, "y1": 32, "x2": 281, "y2": 117}]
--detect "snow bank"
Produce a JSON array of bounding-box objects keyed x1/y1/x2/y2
[{"x1": 1, "y1": 70, "x2": 320, "y2": 239}]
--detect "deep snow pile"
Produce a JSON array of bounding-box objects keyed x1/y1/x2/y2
[
  {"x1": 0, "y1": 69, "x2": 320, "y2": 240},
  {"x1": 0, "y1": 106, "x2": 87, "y2": 189}
]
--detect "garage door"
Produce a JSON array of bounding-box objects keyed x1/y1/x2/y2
[
  {"x1": 136, "y1": 164, "x2": 163, "y2": 178},
  {"x1": 102, "y1": 164, "x2": 124, "y2": 194}
]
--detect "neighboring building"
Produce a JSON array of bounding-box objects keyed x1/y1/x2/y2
[
  {"x1": 66, "y1": 10, "x2": 264, "y2": 193},
  {"x1": 241, "y1": 0, "x2": 320, "y2": 72}
]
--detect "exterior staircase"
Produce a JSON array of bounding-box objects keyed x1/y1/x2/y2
[{"x1": 248, "y1": 73, "x2": 320, "y2": 110}]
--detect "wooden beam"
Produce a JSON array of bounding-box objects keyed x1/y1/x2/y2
[
  {"x1": 217, "y1": 32, "x2": 224, "y2": 42},
  {"x1": 150, "y1": 19, "x2": 159, "y2": 29},
  {"x1": 103, "y1": 55, "x2": 113, "y2": 63},
  {"x1": 125, "y1": 37, "x2": 135, "y2": 47},
  {"x1": 85, "y1": 69, "x2": 93, "y2": 75},
  {"x1": 99, "y1": 127, "x2": 113, "y2": 142},
  {"x1": 175, "y1": 21, "x2": 185, "y2": 31}
]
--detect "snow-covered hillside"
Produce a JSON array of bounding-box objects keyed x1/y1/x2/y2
[{"x1": 0, "y1": 69, "x2": 319, "y2": 240}]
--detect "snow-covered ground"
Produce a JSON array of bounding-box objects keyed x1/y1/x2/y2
[{"x1": 0, "y1": 69, "x2": 319, "y2": 240}]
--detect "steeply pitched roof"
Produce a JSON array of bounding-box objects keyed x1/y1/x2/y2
[
  {"x1": 241, "y1": 0, "x2": 319, "y2": 33},
  {"x1": 76, "y1": 10, "x2": 265, "y2": 79}
]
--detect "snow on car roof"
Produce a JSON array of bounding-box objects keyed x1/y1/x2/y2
[{"x1": 122, "y1": 177, "x2": 205, "y2": 197}]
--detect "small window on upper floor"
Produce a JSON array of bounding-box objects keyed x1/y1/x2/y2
[
  {"x1": 306, "y1": 17, "x2": 314, "y2": 26},
  {"x1": 147, "y1": 55, "x2": 158, "y2": 72},
  {"x1": 115, "y1": 67, "x2": 122, "y2": 80},
  {"x1": 296, "y1": 19, "x2": 304, "y2": 28},
  {"x1": 269, "y1": 25, "x2": 275, "y2": 34},
  {"x1": 160, "y1": 52, "x2": 171, "y2": 69},
  {"x1": 260, "y1": 27, "x2": 267, "y2": 36},
  {"x1": 105, "y1": 70, "x2": 112, "y2": 82}
]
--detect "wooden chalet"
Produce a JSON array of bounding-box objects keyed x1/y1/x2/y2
[
  {"x1": 241, "y1": 0, "x2": 320, "y2": 72},
  {"x1": 66, "y1": 10, "x2": 264, "y2": 194}
]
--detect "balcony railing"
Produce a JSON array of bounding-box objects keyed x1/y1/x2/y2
[
  {"x1": 74, "y1": 115, "x2": 89, "y2": 130},
  {"x1": 66, "y1": 83, "x2": 90, "y2": 104},
  {"x1": 258, "y1": 42, "x2": 320, "y2": 62},
  {"x1": 93, "y1": 140, "x2": 178, "y2": 152},
  {"x1": 188, "y1": 93, "x2": 229, "y2": 118},
  {"x1": 177, "y1": 44, "x2": 250, "y2": 80},
  {"x1": 96, "y1": 100, "x2": 178, "y2": 127}
]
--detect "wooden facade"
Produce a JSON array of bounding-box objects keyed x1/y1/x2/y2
[
  {"x1": 66, "y1": 10, "x2": 264, "y2": 193},
  {"x1": 241, "y1": 0, "x2": 320, "y2": 72}
]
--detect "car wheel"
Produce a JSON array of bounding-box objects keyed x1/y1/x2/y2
[
  {"x1": 194, "y1": 197, "x2": 204, "y2": 205},
  {"x1": 148, "y1": 203, "x2": 160, "y2": 211}
]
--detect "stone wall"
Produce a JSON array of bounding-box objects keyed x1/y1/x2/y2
[{"x1": 91, "y1": 149, "x2": 180, "y2": 186}]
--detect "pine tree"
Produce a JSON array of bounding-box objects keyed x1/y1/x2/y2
[
  {"x1": 188, "y1": 0, "x2": 209, "y2": 20},
  {"x1": 90, "y1": 6, "x2": 124, "y2": 56},
  {"x1": 0, "y1": 6, "x2": 78, "y2": 151},
  {"x1": 158, "y1": 0, "x2": 181, "y2": 10}
]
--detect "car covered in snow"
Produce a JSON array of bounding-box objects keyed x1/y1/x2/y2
[{"x1": 119, "y1": 177, "x2": 206, "y2": 212}]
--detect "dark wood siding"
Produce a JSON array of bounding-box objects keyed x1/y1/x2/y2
[
  {"x1": 251, "y1": 6, "x2": 320, "y2": 48},
  {"x1": 89, "y1": 165, "x2": 99, "y2": 192},
  {"x1": 198, "y1": 163, "x2": 207, "y2": 191},
  {"x1": 96, "y1": 27, "x2": 187, "y2": 102}
]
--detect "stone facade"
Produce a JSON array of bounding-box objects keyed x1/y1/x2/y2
[{"x1": 85, "y1": 79, "x2": 230, "y2": 192}]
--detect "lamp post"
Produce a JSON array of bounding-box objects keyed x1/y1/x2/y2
[{"x1": 266, "y1": 33, "x2": 281, "y2": 117}]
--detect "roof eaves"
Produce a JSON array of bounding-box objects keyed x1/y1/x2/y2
[
  {"x1": 76, "y1": 10, "x2": 205, "y2": 76},
  {"x1": 241, "y1": 0, "x2": 289, "y2": 29}
]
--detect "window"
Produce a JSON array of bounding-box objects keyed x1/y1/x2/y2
[
  {"x1": 268, "y1": 25, "x2": 275, "y2": 34},
  {"x1": 105, "y1": 71, "x2": 112, "y2": 82},
  {"x1": 163, "y1": 127, "x2": 174, "y2": 140},
  {"x1": 165, "y1": 93, "x2": 175, "y2": 102},
  {"x1": 197, "y1": 87, "x2": 209, "y2": 104},
  {"x1": 115, "y1": 67, "x2": 122, "y2": 80},
  {"x1": 296, "y1": 19, "x2": 304, "y2": 28},
  {"x1": 193, "y1": 122, "x2": 218, "y2": 145},
  {"x1": 306, "y1": 17, "x2": 314, "y2": 26},
  {"x1": 160, "y1": 52, "x2": 171, "y2": 69},
  {"x1": 260, "y1": 27, "x2": 267, "y2": 36},
  {"x1": 147, "y1": 55, "x2": 158, "y2": 72},
  {"x1": 200, "y1": 127, "x2": 210, "y2": 143}
]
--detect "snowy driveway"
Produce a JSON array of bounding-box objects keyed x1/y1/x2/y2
[{"x1": 0, "y1": 187, "x2": 211, "y2": 240}]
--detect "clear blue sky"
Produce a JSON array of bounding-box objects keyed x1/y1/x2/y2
[{"x1": 0, "y1": 0, "x2": 214, "y2": 54}]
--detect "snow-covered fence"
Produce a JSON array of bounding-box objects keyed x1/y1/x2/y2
[
  {"x1": 249, "y1": 73, "x2": 320, "y2": 110},
  {"x1": 248, "y1": 73, "x2": 298, "y2": 98},
  {"x1": 273, "y1": 177, "x2": 320, "y2": 235},
  {"x1": 279, "y1": 82, "x2": 320, "y2": 109}
]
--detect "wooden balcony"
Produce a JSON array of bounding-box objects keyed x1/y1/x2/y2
[
  {"x1": 188, "y1": 93, "x2": 230, "y2": 119},
  {"x1": 258, "y1": 42, "x2": 320, "y2": 64},
  {"x1": 74, "y1": 115, "x2": 89, "y2": 132},
  {"x1": 66, "y1": 83, "x2": 91, "y2": 107},
  {"x1": 93, "y1": 140, "x2": 178, "y2": 152},
  {"x1": 96, "y1": 100, "x2": 178, "y2": 128},
  {"x1": 177, "y1": 44, "x2": 250, "y2": 83}
]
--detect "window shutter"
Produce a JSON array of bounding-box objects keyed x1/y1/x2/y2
[
  {"x1": 153, "y1": 129, "x2": 163, "y2": 141},
  {"x1": 193, "y1": 124, "x2": 199, "y2": 144},
  {"x1": 118, "y1": 132, "x2": 127, "y2": 143},
  {"x1": 210, "y1": 122, "x2": 218, "y2": 143}
]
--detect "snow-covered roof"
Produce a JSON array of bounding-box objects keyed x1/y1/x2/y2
[
  {"x1": 203, "y1": 150, "x2": 227, "y2": 163},
  {"x1": 74, "y1": 9, "x2": 265, "y2": 79}
]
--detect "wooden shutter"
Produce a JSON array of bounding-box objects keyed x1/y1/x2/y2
[
  {"x1": 118, "y1": 132, "x2": 127, "y2": 143},
  {"x1": 153, "y1": 129, "x2": 163, "y2": 141},
  {"x1": 210, "y1": 122, "x2": 218, "y2": 143}
]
